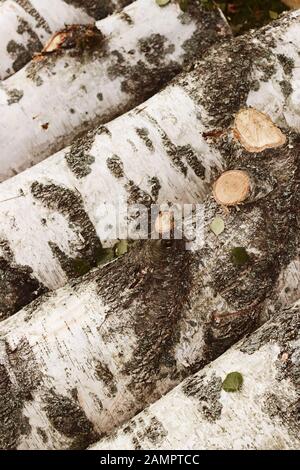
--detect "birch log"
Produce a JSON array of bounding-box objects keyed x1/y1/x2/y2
[
  {"x1": 0, "y1": 0, "x2": 131, "y2": 80},
  {"x1": 0, "y1": 45, "x2": 300, "y2": 447},
  {"x1": 0, "y1": 138, "x2": 298, "y2": 449},
  {"x1": 0, "y1": 9, "x2": 299, "y2": 322},
  {"x1": 0, "y1": 0, "x2": 230, "y2": 181},
  {"x1": 91, "y1": 304, "x2": 300, "y2": 450}
]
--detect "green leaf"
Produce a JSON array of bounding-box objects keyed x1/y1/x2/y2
[
  {"x1": 115, "y1": 240, "x2": 128, "y2": 257},
  {"x1": 222, "y1": 372, "x2": 243, "y2": 392},
  {"x1": 155, "y1": 0, "x2": 170, "y2": 6},
  {"x1": 269, "y1": 10, "x2": 278, "y2": 20},
  {"x1": 230, "y1": 247, "x2": 250, "y2": 266},
  {"x1": 210, "y1": 216, "x2": 225, "y2": 236},
  {"x1": 97, "y1": 247, "x2": 115, "y2": 266},
  {"x1": 179, "y1": 0, "x2": 189, "y2": 12}
]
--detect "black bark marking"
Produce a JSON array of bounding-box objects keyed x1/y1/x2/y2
[
  {"x1": 124, "y1": 180, "x2": 152, "y2": 206},
  {"x1": 181, "y1": 3, "x2": 231, "y2": 67},
  {"x1": 179, "y1": 144, "x2": 206, "y2": 179},
  {"x1": 264, "y1": 392, "x2": 299, "y2": 441},
  {"x1": 30, "y1": 182, "x2": 104, "y2": 279},
  {"x1": 44, "y1": 390, "x2": 99, "y2": 449},
  {"x1": 15, "y1": 0, "x2": 51, "y2": 33},
  {"x1": 128, "y1": 415, "x2": 168, "y2": 448},
  {"x1": 107, "y1": 45, "x2": 181, "y2": 104},
  {"x1": 0, "y1": 338, "x2": 42, "y2": 449},
  {"x1": 0, "y1": 255, "x2": 47, "y2": 321},
  {"x1": 106, "y1": 155, "x2": 124, "y2": 179},
  {"x1": 240, "y1": 309, "x2": 300, "y2": 356},
  {"x1": 182, "y1": 373, "x2": 223, "y2": 422},
  {"x1": 148, "y1": 176, "x2": 161, "y2": 202},
  {"x1": 135, "y1": 127, "x2": 154, "y2": 152},
  {"x1": 64, "y1": 0, "x2": 131, "y2": 21},
  {"x1": 138, "y1": 34, "x2": 175, "y2": 67},
  {"x1": 6, "y1": 17, "x2": 43, "y2": 73},
  {"x1": 94, "y1": 361, "x2": 118, "y2": 397},
  {"x1": 95, "y1": 239, "x2": 194, "y2": 403},
  {"x1": 65, "y1": 126, "x2": 100, "y2": 178}
]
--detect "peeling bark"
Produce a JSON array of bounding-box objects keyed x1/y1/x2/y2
[
  {"x1": 91, "y1": 303, "x2": 300, "y2": 450},
  {"x1": 0, "y1": 10, "x2": 299, "y2": 320},
  {"x1": 0, "y1": 0, "x2": 131, "y2": 80},
  {"x1": 0, "y1": 0, "x2": 230, "y2": 181}
]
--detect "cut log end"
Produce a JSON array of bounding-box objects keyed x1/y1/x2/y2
[
  {"x1": 213, "y1": 170, "x2": 250, "y2": 206},
  {"x1": 233, "y1": 108, "x2": 286, "y2": 153}
]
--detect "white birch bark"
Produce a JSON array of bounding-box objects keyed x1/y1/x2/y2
[
  {"x1": 91, "y1": 303, "x2": 300, "y2": 450},
  {"x1": 0, "y1": 0, "x2": 131, "y2": 80},
  {"x1": 0, "y1": 9, "x2": 299, "y2": 322},
  {"x1": 0, "y1": 12, "x2": 299, "y2": 446},
  {"x1": 0, "y1": 0, "x2": 230, "y2": 181},
  {"x1": 0, "y1": 143, "x2": 298, "y2": 449}
]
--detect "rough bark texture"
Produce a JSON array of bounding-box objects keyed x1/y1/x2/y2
[
  {"x1": 91, "y1": 304, "x2": 300, "y2": 450},
  {"x1": 0, "y1": 13, "x2": 299, "y2": 449},
  {"x1": 0, "y1": 10, "x2": 299, "y2": 321},
  {"x1": 0, "y1": 0, "x2": 131, "y2": 80},
  {"x1": 0, "y1": 0, "x2": 230, "y2": 181}
]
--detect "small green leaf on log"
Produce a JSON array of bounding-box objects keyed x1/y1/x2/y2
[
  {"x1": 156, "y1": 0, "x2": 170, "y2": 6},
  {"x1": 210, "y1": 216, "x2": 225, "y2": 236},
  {"x1": 230, "y1": 247, "x2": 250, "y2": 266},
  {"x1": 97, "y1": 248, "x2": 115, "y2": 265},
  {"x1": 269, "y1": 10, "x2": 278, "y2": 20},
  {"x1": 179, "y1": 0, "x2": 189, "y2": 12},
  {"x1": 115, "y1": 240, "x2": 128, "y2": 257},
  {"x1": 222, "y1": 372, "x2": 243, "y2": 392}
]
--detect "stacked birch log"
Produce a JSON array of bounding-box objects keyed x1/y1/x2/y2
[{"x1": 0, "y1": 0, "x2": 299, "y2": 451}]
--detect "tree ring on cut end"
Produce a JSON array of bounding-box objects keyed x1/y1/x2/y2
[
  {"x1": 213, "y1": 170, "x2": 250, "y2": 206},
  {"x1": 233, "y1": 108, "x2": 286, "y2": 153}
]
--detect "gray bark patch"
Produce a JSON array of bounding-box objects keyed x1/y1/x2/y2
[
  {"x1": 264, "y1": 393, "x2": 299, "y2": 441},
  {"x1": 95, "y1": 239, "x2": 194, "y2": 403},
  {"x1": 138, "y1": 34, "x2": 175, "y2": 67},
  {"x1": 0, "y1": 337, "x2": 42, "y2": 449},
  {"x1": 129, "y1": 415, "x2": 167, "y2": 449},
  {"x1": 185, "y1": 29, "x2": 279, "y2": 128},
  {"x1": 182, "y1": 372, "x2": 223, "y2": 422},
  {"x1": 148, "y1": 176, "x2": 161, "y2": 202},
  {"x1": 144, "y1": 114, "x2": 188, "y2": 176},
  {"x1": 65, "y1": 126, "x2": 100, "y2": 178},
  {"x1": 7, "y1": 88, "x2": 24, "y2": 105},
  {"x1": 64, "y1": 0, "x2": 118, "y2": 20},
  {"x1": 6, "y1": 17, "x2": 43, "y2": 73},
  {"x1": 107, "y1": 46, "x2": 181, "y2": 104},
  {"x1": 240, "y1": 309, "x2": 300, "y2": 355},
  {"x1": 124, "y1": 179, "x2": 152, "y2": 206},
  {"x1": 44, "y1": 390, "x2": 100, "y2": 449},
  {"x1": 0, "y1": 364, "x2": 31, "y2": 449}
]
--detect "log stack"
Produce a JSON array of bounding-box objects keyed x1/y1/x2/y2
[{"x1": 0, "y1": 0, "x2": 298, "y2": 451}]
